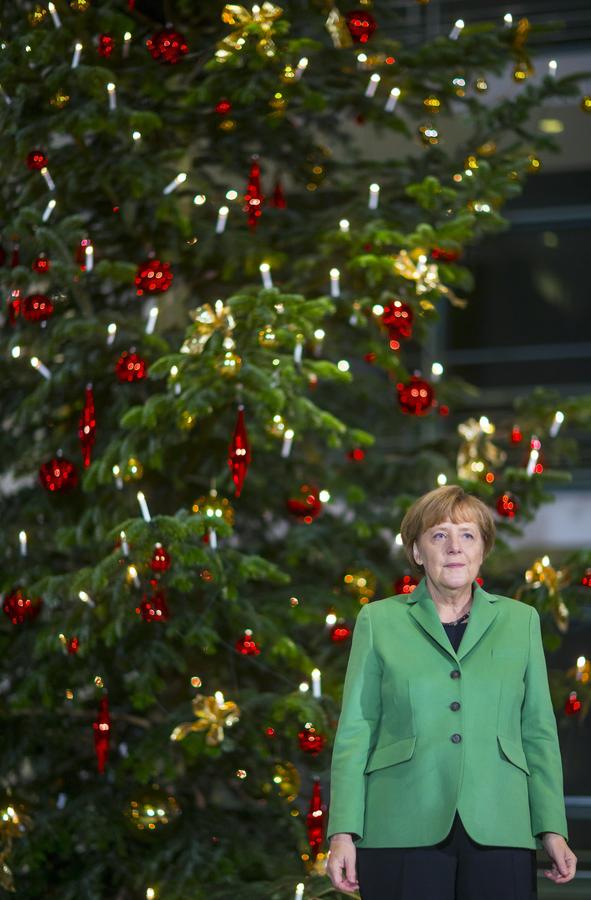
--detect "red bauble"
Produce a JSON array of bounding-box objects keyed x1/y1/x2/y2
[
  {"x1": 565, "y1": 691, "x2": 582, "y2": 716},
  {"x1": 67, "y1": 636, "x2": 79, "y2": 654},
  {"x1": 22, "y1": 293, "x2": 54, "y2": 322},
  {"x1": 510, "y1": 425, "x2": 523, "y2": 443},
  {"x1": 581, "y1": 567, "x2": 591, "y2": 588},
  {"x1": 346, "y1": 447, "x2": 365, "y2": 462},
  {"x1": 235, "y1": 629, "x2": 261, "y2": 656},
  {"x1": 298, "y1": 724, "x2": 326, "y2": 756},
  {"x1": 306, "y1": 779, "x2": 326, "y2": 860},
  {"x1": 496, "y1": 492, "x2": 519, "y2": 519},
  {"x1": 26, "y1": 149, "x2": 48, "y2": 170},
  {"x1": 146, "y1": 29, "x2": 188, "y2": 64},
  {"x1": 98, "y1": 34, "x2": 115, "y2": 57},
  {"x1": 286, "y1": 483, "x2": 322, "y2": 523},
  {"x1": 150, "y1": 543, "x2": 171, "y2": 573},
  {"x1": 244, "y1": 158, "x2": 264, "y2": 231},
  {"x1": 3, "y1": 587, "x2": 43, "y2": 625},
  {"x1": 330, "y1": 621, "x2": 352, "y2": 642},
  {"x1": 39, "y1": 456, "x2": 78, "y2": 492},
  {"x1": 115, "y1": 351, "x2": 148, "y2": 383},
  {"x1": 32, "y1": 255, "x2": 51, "y2": 274},
  {"x1": 382, "y1": 300, "x2": 413, "y2": 343},
  {"x1": 345, "y1": 9, "x2": 377, "y2": 43},
  {"x1": 93, "y1": 696, "x2": 111, "y2": 774},
  {"x1": 135, "y1": 259, "x2": 173, "y2": 295},
  {"x1": 394, "y1": 575, "x2": 419, "y2": 595},
  {"x1": 215, "y1": 98, "x2": 232, "y2": 115},
  {"x1": 78, "y1": 385, "x2": 96, "y2": 468},
  {"x1": 431, "y1": 246, "x2": 460, "y2": 262},
  {"x1": 228, "y1": 405, "x2": 251, "y2": 498},
  {"x1": 136, "y1": 588, "x2": 170, "y2": 622},
  {"x1": 397, "y1": 375, "x2": 435, "y2": 416}
]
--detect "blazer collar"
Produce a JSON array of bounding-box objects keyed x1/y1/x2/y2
[{"x1": 404, "y1": 576, "x2": 499, "y2": 662}]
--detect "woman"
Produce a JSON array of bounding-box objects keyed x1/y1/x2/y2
[{"x1": 326, "y1": 484, "x2": 577, "y2": 899}]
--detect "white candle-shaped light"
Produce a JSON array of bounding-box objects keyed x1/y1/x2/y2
[
  {"x1": 294, "y1": 884, "x2": 304, "y2": 900},
  {"x1": 30, "y1": 356, "x2": 51, "y2": 380},
  {"x1": 132, "y1": 130, "x2": 141, "y2": 144},
  {"x1": 431, "y1": 361, "x2": 444, "y2": 382},
  {"x1": 145, "y1": 304, "x2": 159, "y2": 334},
  {"x1": 313, "y1": 328, "x2": 325, "y2": 356},
  {"x1": 329, "y1": 267, "x2": 340, "y2": 298},
  {"x1": 48, "y1": 2, "x2": 61, "y2": 28},
  {"x1": 137, "y1": 490, "x2": 151, "y2": 522},
  {"x1": 339, "y1": 218, "x2": 350, "y2": 233},
  {"x1": 85, "y1": 242, "x2": 94, "y2": 272},
  {"x1": 120, "y1": 531, "x2": 130, "y2": 556},
  {"x1": 575, "y1": 656, "x2": 586, "y2": 681},
  {"x1": 325, "y1": 612, "x2": 337, "y2": 629},
  {"x1": 0, "y1": 85, "x2": 12, "y2": 106},
  {"x1": 368, "y1": 182, "x2": 380, "y2": 209},
  {"x1": 78, "y1": 590, "x2": 95, "y2": 606},
  {"x1": 216, "y1": 205, "x2": 229, "y2": 234},
  {"x1": 259, "y1": 262, "x2": 273, "y2": 289},
  {"x1": 294, "y1": 57, "x2": 308, "y2": 80},
  {"x1": 281, "y1": 428, "x2": 294, "y2": 458},
  {"x1": 123, "y1": 31, "x2": 132, "y2": 58},
  {"x1": 127, "y1": 565, "x2": 141, "y2": 588},
  {"x1": 71, "y1": 41, "x2": 82, "y2": 69},
  {"x1": 311, "y1": 667, "x2": 322, "y2": 698},
  {"x1": 42, "y1": 198, "x2": 56, "y2": 222},
  {"x1": 106, "y1": 82, "x2": 117, "y2": 111},
  {"x1": 19, "y1": 530, "x2": 27, "y2": 558},
  {"x1": 503, "y1": 13, "x2": 513, "y2": 27},
  {"x1": 549, "y1": 410, "x2": 564, "y2": 437},
  {"x1": 365, "y1": 72, "x2": 380, "y2": 98},
  {"x1": 293, "y1": 336, "x2": 303, "y2": 365},
  {"x1": 356, "y1": 52, "x2": 368, "y2": 70},
  {"x1": 449, "y1": 18, "x2": 464, "y2": 39},
  {"x1": 548, "y1": 59, "x2": 558, "y2": 77},
  {"x1": 526, "y1": 437, "x2": 540, "y2": 476},
  {"x1": 163, "y1": 172, "x2": 187, "y2": 195},
  {"x1": 385, "y1": 86, "x2": 401, "y2": 112},
  {"x1": 208, "y1": 527, "x2": 218, "y2": 550},
  {"x1": 107, "y1": 322, "x2": 117, "y2": 346},
  {"x1": 112, "y1": 464, "x2": 123, "y2": 489},
  {"x1": 41, "y1": 166, "x2": 55, "y2": 191}
]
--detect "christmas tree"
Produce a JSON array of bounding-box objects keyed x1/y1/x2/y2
[{"x1": 1, "y1": 2, "x2": 590, "y2": 898}]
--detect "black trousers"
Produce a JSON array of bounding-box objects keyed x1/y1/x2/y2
[{"x1": 356, "y1": 810, "x2": 538, "y2": 900}]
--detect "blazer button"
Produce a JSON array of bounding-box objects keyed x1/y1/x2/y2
[
  {"x1": 450, "y1": 669, "x2": 461, "y2": 679},
  {"x1": 450, "y1": 701, "x2": 461, "y2": 711},
  {"x1": 451, "y1": 733, "x2": 462, "y2": 743}
]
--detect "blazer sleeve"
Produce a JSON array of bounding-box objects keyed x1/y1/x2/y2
[
  {"x1": 326, "y1": 603, "x2": 382, "y2": 842},
  {"x1": 521, "y1": 606, "x2": 569, "y2": 850}
]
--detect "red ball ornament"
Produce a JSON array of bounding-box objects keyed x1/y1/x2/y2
[
  {"x1": 67, "y1": 636, "x2": 79, "y2": 654},
  {"x1": 382, "y1": 300, "x2": 413, "y2": 342},
  {"x1": 98, "y1": 34, "x2": 115, "y2": 57},
  {"x1": 146, "y1": 29, "x2": 188, "y2": 64},
  {"x1": 510, "y1": 425, "x2": 523, "y2": 443},
  {"x1": 286, "y1": 483, "x2": 323, "y2": 523},
  {"x1": 135, "y1": 259, "x2": 173, "y2": 295},
  {"x1": 298, "y1": 724, "x2": 326, "y2": 756},
  {"x1": 581, "y1": 567, "x2": 591, "y2": 589},
  {"x1": 496, "y1": 492, "x2": 519, "y2": 519},
  {"x1": 235, "y1": 629, "x2": 261, "y2": 656},
  {"x1": 32, "y1": 255, "x2": 51, "y2": 274},
  {"x1": 93, "y1": 696, "x2": 111, "y2": 774},
  {"x1": 115, "y1": 351, "x2": 148, "y2": 383},
  {"x1": 394, "y1": 575, "x2": 419, "y2": 595},
  {"x1": 346, "y1": 447, "x2": 365, "y2": 462},
  {"x1": 22, "y1": 293, "x2": 54, "y2": 322},
  {"x1": 26, "y1": 149, "x2": 48, "y2": 170},
  {"x1": 216, "y1": 98, "x2": 232, "y2": 116},
  {"x1": 431, "y1": 246, "x2": 460, "y2": 263},
  {"x1": 3, "y1": 587, "x2": 43, "y2": 625},
  {"x1": 150, "y1": 543, "x2": 171, "y2": 573},
  {"x1": 136, "y1": 588, "x2": 170, "y2": 622},
  {"x1": 39, "y1": 456, "x2": 78, "y2": 492},
  {"x1": 397, "y1": 375, "x2": 435, "y2": 416},
  {"x1": 564, "y1": 691, "x2": 582, "y2": 716},
  {"x1": 330, "y1": 621, "x2": 351, "y2": 643},
  {"x1": 345, "y1": 9, "x2": 377, "y2": 43}
]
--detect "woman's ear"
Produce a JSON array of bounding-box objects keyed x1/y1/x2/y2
[{"x1": 412, "y1": 540, "x2": 422, "y2": 566}]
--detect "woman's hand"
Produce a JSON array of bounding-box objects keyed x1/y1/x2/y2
[
  {"x1": 327, "y1": 834, "x2": 359, "y2": 894},
  {"x1": 541, "y1": 833, "x2": 577, "y2": 884}
]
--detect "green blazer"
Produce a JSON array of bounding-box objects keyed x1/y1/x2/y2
[{"x1": 327, "y1": 576, "x2": 569, "y2": 850}]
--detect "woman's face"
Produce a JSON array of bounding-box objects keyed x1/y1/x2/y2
[{"x1": 412, "y1": 519, "x2": 484, "y2": 591}]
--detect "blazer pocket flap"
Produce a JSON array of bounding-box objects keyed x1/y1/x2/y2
[
  {"x1": 497, "y1": 734, "x2": 531, "y2": 775},
  {"x1": 365, "y1": 736, "x2": 416, "y2": 774}
]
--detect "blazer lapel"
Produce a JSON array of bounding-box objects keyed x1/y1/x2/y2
[{"x1": 405, "y1": 576, "x2": 499, "y2": 661}]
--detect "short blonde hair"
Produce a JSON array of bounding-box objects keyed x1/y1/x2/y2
[{"x1": 400, "y1": 484, "x2": 496, "y2": 577}]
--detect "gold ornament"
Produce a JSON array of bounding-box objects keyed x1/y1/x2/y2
[
  {"x1": 122, "y1": 457, "x2": 143, "y2": 481},
  {"x1": 272, "y1": 761, "x2": 300, "y2": 801},
  {"x1": 170, "y1": 691, "x2": 240, "y2": 745},
  {"x1": 391, "y1": 249, "x2": 467, "y2": 308},
  {"x1": 258, "y1": 325, "x2": 278, "y2": 348},
  {"x1": 216, "y1": 3, "x2": 283, "y2": 61},
  {"x1": 418, "y1": 123, "x2": 439, "y2": 145},
  {"x1": 513, "y1": 59, "x2": 534, "y2": 81},
  {"x1": 192, "y1": 491, "x2": 235, "y2": 526},
  {"x1": 219, "y1": 118, "x2": 237, "y2": 131},
  {"x1": 456, "y1": 417, "x2": 506, "y2": 482},
  {"x1": 28, "y1": 4, "x2": 48, "y2": 25},
  {"x1": 49, "y1": 90, "x2": 70, "y2": 108},
  {"x1": 423, "y1": 95, "x2": 441, "y2": 114},
  {"x1": 464, "y1": 154, "x2": 478, "y2": 170},
  {"x1": 126, "y1": 786, "x2": 181, "y2": 832},
  {"x1": 0, "y1": 796, "x2": 31, "y2": 894},
  {"x1": 325, "y1": 6, "x2": 354, "y2": 48},
  {"x1": 181, "y1": 300, "x2": 235, "y2": 356},
  {"x1": 476, "y1": 140, "x2": 496, "y2": 156},
  {"x1": 265, "y1": 413, "x2": 287, "y2": 438},
  {"x1": 520, "y1": 558, "x2": 569, "y2": 633},
  {"x1": 581, "y1": 96, "x2": 591, "y2": 114},
  {"x1": 527, "y1": 154, "x2": 541, "y2": 173},
  {"x1": 269, "y1": 91, "x2": 287, "y2": 112},
  {"x1": 343, "y1": 568, "x2": 377, "y2": 602},
  {"x1": 178, "y1": 410, "x2": 197, "y2": 431},
  {"x1": 216, "y1": 350, "x2": 242, "y2": 376},
  {"x1": 475, "y1": 76, "x2": 488, "y2": 92},
  {"x1": 70, "y1": 0, "x2": 90, "y2": 9},
  {"x1": 281, "y1": 64, "x2": 296, "y2": 83}
]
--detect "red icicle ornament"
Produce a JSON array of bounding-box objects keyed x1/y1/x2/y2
[
  {"x1": 243, "y1": 158, "x2": 264, "y2": 231},
  {"x1": 228, "y1": 405, "x2": 251, "y2": 497},
  {"x1": 270, "y1": 178, "x2": 287, "y2": 208},
  {"x1": 78, "y1": 384, "x2": 96, "y2": 468},
  {"x1": 93, "y1": 696, "x2": 111, "y2": 774},
  {"x1": 306, "y1": 778, "x2": 326, "y2": 859}
]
